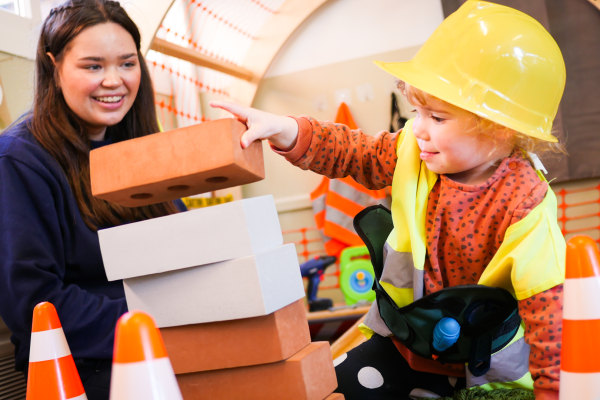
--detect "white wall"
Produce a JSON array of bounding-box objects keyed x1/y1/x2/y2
[{"x1": 266, "y1": 0, "x2": 444, "y2": 77}]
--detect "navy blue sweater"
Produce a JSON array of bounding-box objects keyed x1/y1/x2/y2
[{"x1": 1, "y1": 119, "x2": 136, "y2": 370}]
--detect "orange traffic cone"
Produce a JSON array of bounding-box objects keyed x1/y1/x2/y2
[
  {"x1": 559, "y1": 235, "x2": 600, "y2": 399},
  {"x1": 109, "y1": 310, "x2": 182, "y2": 399},
  {"x1": 26, "y1": 301, "x2": 87, "y2": 400}
]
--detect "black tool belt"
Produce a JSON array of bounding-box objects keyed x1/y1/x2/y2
[{"x1": 353, "y1": 205, "x2": 521, "y2": 377}]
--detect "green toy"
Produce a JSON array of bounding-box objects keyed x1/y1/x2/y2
[{"x1": 339, "y1": 246, "x2": 376, "y2": 305}]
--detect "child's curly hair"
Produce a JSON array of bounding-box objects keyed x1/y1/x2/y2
[{"x1": 397, "y1": 81, "x2": 566, "y2": 158}]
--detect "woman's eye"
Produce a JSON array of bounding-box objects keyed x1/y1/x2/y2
[
  {"x1": 431, "y1": 115, "x2": 445, "y2": 123},
  {"x1": 85, "y1": 64, "x2": 101, "y2": 71},
  {"x1": 123, "y1": 61, "x2": 136, "y2": 68}
]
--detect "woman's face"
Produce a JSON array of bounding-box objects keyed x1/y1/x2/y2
[{"x1": 53, "y1": 22, "x2": 141, "y2": 141}]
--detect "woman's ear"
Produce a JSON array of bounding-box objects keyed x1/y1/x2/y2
[
  {"x1": 46, "y1": 52, "x2": 61, "y2": 89},
  {"x1": 46, "y1": 52, "x2": 56, "y2": 65}
]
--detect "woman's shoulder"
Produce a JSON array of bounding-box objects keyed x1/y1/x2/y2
[
  {"x1": 0, "y1": 118, "x2": 38, "y2": 155},
  {"x1": 0, "y1": 118, "x2": 63, "y2": 178},
  {"x1": 1, "y1": 118, "x2": 54, "y2": 159}
]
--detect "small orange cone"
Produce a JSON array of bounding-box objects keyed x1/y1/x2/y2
[
  {"x1": 109, "y1": 311, "x2": 182, "y2": 399},
  {"x1": 560, "y1": 235, "x2": 600, "y2": 399},
  {"x1": 26, "y1": 301, "x2": 87, "y2": 400}
]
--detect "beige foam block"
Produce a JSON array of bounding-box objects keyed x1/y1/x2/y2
[
  {"x1": 177, "y1": 342, "x2": 338, "y2": 400},
  {"x1": 161, "y1": 299, "x2": 310, "y2": 374},
  {"x1": 123, "y1": 244, "x2": 305, "y2": 327},
  {"x1": 90, "y1": 118, "x2": 263, "y2": 207},
  {"x1": 99, "y1": 195, "x2": 282, "y2": 281}
]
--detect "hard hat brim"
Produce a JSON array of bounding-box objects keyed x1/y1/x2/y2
[{"x1": 374, "y1": 60, "x2": 558, "y2": 143}]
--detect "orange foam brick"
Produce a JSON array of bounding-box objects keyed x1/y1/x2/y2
[
  {"x1": 90, "y1": 118, "x2": 263, "y2": 207},
  {"x1": 176, "y1": 341, "x2": 338, "y2": 400},
  {"x1": 161, "y1": 299, "x2": 310, "y2": 374}
]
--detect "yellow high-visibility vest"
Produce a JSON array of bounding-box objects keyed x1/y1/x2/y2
[{"x1": 360, "y1": 119, "x2": 565, "y2": 390}]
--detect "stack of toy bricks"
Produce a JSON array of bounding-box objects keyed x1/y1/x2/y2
[{"x1": 90, "y1": 119, "x2": 342, "y2": 400}]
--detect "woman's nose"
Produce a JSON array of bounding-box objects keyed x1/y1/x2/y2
[{"x1": 102, "y1": 68, "x2": 122, "y2": 87}]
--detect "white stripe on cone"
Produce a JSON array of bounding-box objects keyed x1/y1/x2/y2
[
  {"x1": 110, "y1": 358, "x2": 182, "y2": 400},
  {"x1": 560, "y1": 371, "x2": 600, "y2": 399},
  {"x1": 563, "y1": 277, "x2": 600, "y2": 320},
  {"x1": 29, "y1": 328, "x2": 71, "y2": 362}
]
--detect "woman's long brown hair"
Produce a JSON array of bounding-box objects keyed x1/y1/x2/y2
[{"x1": 30, "y1": 0, "x2": 179, "y2": 230}]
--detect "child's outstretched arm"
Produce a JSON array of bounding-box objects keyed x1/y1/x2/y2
[
  {"x1": 210, "y1": 101, "x2": 299, "y2": 150},
  {"x1": 212, "y1": 101, "x2": 399, "y2": 189}
]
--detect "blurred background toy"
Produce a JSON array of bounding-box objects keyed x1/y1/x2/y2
[
  {"x1": 300, "y1": 255, "x2": 337, "y2": 312},
  {"x1": 339, "y1": 246, "x2": 375, "y2": 306}
]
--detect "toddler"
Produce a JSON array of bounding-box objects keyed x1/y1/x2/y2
[{"x1": 213, "y1": 1, "x2": 566, "y2": 399}]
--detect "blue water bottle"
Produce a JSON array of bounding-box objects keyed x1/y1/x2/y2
[{"x1": 433, "y1": 317, "x2": 461, "y2": 352}]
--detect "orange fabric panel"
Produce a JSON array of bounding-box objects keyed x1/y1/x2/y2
[
  {"x1": 314, "y1": 209, "x2": 326, "y2": 228},
  {"x1": 324, "y1": 239, "x2": 347, "y2": 259},
  {"x1": 335, "y1": 102, "x2": 358, "y2": 129},
  {"x1": 323, "y1": 221, "x2": 363, "y2": 247},
  {"x1": 324, "y1": 191, "x2": 365, "y2": 217},
  {"x1": 310, "y1": 176, "x2": 329, "y2": 201}
]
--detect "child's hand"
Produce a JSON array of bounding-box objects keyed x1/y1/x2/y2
[{"x1": 210, "y1": 101, "x2": 299, "y2": 150}]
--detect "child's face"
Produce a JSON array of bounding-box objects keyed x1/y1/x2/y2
[
  {"x1": 53, "y1": 22, "x2": 141, "y2": 141},
  {"x1": 411, "y1": 97, "x2": 514, "y2": 185}
]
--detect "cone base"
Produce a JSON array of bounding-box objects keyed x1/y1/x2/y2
[
  {"x1": 559, "y1": 371, "x2": 600, "y2": 399},
  {"x1": 27, "y1": 355, "x2": 86, "y2": 400}
]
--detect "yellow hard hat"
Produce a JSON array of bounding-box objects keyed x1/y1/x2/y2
[{"x1": 375, "y1": 0, "x2": 566, "y2": 142}]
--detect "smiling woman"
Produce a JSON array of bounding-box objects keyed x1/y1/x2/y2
[
  {"x1": 48, "y1": 22, "x2": 141, "y2": 140},
  {"x1": 0, "y1": 1, "x2": 183, "y2": 399}
]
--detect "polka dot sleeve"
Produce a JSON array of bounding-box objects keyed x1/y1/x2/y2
[
  {"x1": 518, "y1": 284, "x2": 563, "y2": 394},
  {"x1": 274, "y1": 117, "x2": 399, "y2": 190}
]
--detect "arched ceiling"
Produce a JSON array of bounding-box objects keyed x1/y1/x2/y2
[{"x1": 126, "y1": 0, "x2": 330, "y2": 105}]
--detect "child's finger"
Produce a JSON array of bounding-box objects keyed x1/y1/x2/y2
[
  {"x1": 210, "y1": 101, "x2": 249, "y2": 122},
  {"x1": 240, "y1": 127, "x2": 264, "y2": 148}
]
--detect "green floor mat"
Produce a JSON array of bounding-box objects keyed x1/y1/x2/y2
[{"x1": 429, "y1": 387, "x2": 534, "y2": 400}]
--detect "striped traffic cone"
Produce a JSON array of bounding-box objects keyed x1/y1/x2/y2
[
  {"x1": 109, "y1": 310, "x2": 182, "y2": 400},
  {"x1": 560, "y1": 235, "x2": 600, "y2": 399},
  {"x1": 26, "y1": 301, "x2": 87, "y2": 400}
]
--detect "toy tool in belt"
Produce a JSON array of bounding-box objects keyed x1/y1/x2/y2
[
  {"x1": 90, "y1": 118, "x2": 264, "y2": 207},
  {"x1": 300, "y1": 255, "x2": 337, "y2": 312}
]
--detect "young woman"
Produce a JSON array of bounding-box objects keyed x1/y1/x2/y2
[{"x1": 0, "y1": 1, "x2": 181, "y2": 398}]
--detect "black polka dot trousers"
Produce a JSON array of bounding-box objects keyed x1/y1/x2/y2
[{"x1": 333, "y1": 334, "x2": 466, "y2": 400}]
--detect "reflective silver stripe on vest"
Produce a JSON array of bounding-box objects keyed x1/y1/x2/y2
[
  {"x1": 466, "y1": 335, "x2": 531, "y2": 387},
  {"x1": 333, "y1": 180, "x2": 376, "y2": 204},
  {"x1": 325, "y1": 207, "x2": 356, "y2": 231},
  {"x1": 363, "y1": 301, "x2": 393, "y2": 337},
  {"x1": 382, "y1": 242, "x2": 424, "y2": 300},
  {"x1": 364, "y1": 242, "x2": 424, "y2": 337},
  {"x1": 312, "y1": 193, "x2": 326, "y2": 213}
]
